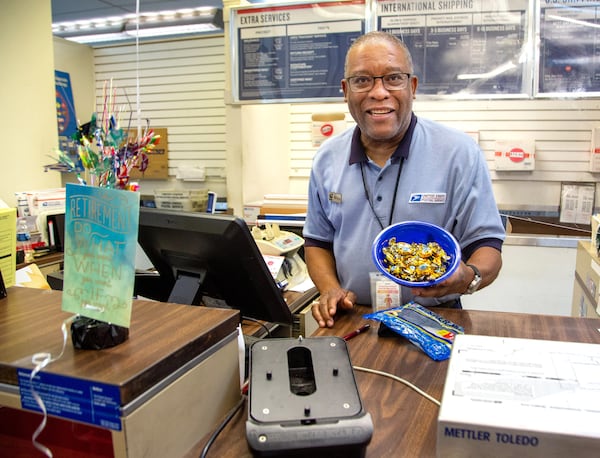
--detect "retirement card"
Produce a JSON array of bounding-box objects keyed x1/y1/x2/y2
[{"x1": 62, "y1": 184, "x2": 139, "y2": 327}]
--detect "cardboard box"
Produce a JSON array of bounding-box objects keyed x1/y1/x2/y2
[
  {"x1": 19, "y1": 188, "x2": 66, "y2": 216},
  {"x1": 243, "y1": 201, "x2": 263, "y2": 222},
  {"x1": 591, "y1": 214, "x2": 600, "y2": 246},
  {"x1": 154, "y1": 189, "x2": 208, "y2": 212},
  {"x1": 437, "y1": 334, "x2": 600, "y2": 457},
  {"x1": 128, "y1": 127, "x2": 169, "y2": 180},
  {"x1": 571, "y1": 277, "x2": 598, "y2": 318}
]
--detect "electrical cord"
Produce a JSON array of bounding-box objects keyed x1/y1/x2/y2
[
  {"x1": 242, "y1": 316, "x2": 272, "y2": 338},
  {"x1": 352, "y1": 366, "x2": 441, "y2": 407},
  {"x1": 199, "y1": 393, "x2": 247, "y2": 458}
]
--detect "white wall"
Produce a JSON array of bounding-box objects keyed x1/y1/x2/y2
[{"x1": 0, "y1": 0, "x2": 61, "y2": 207}]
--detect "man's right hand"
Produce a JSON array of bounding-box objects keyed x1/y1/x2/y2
[{"x1": 311, "y1": 289, "x2": 356, "y2": 328}]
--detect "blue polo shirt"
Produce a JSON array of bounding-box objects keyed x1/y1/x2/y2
[{"x1": 303, "y1": 114, "x2": 505, "y2": 305}]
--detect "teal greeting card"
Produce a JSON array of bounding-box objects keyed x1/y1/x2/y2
[{"x1": 62, "y1": 184, "x2": 139, "y2": 327}]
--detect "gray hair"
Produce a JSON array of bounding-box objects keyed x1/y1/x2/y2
[{"x1": 344, "y1": 31, "x2": 415, "y2": 77}]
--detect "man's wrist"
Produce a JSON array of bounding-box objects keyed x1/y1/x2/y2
[{"x1": 464, "y1": 264, "x2": 482, "y2": 294}]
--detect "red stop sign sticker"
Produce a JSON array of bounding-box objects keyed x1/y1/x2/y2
[
  {"x1": 320, "y1": 123, "x2": 334, "y2": 137},
  {"x1": 508, "y1": 148, "x2": 525, "y2": 163}
]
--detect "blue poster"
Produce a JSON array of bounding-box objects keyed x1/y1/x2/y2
[
  {"x1": 62, "y1": 184, "x2": 140, "y2": 328},
  {"x1": 55, "y1": 71, "x2": 78, "y2": 152}
]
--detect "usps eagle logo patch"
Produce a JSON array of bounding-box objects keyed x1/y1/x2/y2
[{"x1": 409, "y1": 193, "x2": 446, "y2": 204}]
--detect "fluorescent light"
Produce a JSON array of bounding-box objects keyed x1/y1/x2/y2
[
  {"x1": 53, "y1": 7, "x2": 223, "y2": 45},
  {"x1": 126, "y1": 23, "x2": 221, "y2": 38},
  {"x1": 65, "y1": 33, "x2": 134, "y2": 45}
]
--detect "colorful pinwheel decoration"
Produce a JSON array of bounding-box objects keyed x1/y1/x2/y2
[{"x1": 53, "y1": 80, "x2": 160, "y2": 190}]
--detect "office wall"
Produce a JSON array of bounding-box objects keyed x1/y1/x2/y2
[{"x1": 0, "y1": 0, "x2": 61, "y2": 207}]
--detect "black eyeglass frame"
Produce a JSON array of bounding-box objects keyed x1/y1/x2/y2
[{"x1": 345, "y1": 73, "x2": 412, "y2": 92}]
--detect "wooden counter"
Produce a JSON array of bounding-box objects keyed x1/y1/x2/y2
[
  {"x1": 0, "y1": 286, "x2": 241, "y2": 458},
  {"x1": 192, "y1": 305, "x2": 600, "y2": 458}
]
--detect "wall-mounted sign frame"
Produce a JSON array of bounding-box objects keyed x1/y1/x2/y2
[
  {"x1": 536, "y1": 0, "x2": 600, "y2": 97},
  {"x1": 559, "y1": 182, "x2": 596, "y2": 225},
  {"x1": 230, "y1": 0, "x2": 600, "y2": 102},
  {"x1": 231, "y1": 0, "x2": 368, "y2": 103},
  {"x1": 376, "y1": 0, "x2": 533, "y2": 98}
]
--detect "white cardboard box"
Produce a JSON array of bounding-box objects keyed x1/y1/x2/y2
[
  {"x1": 494, "y1": 139, "x2": 535, "y2": 171},
  {"x1": 437, "y1": 334, "x2": 600, "y2": 457}
]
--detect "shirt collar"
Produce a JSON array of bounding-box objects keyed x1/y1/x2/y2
[{"x1": 349, "y1": 113, "x2": 417, "y2": 165}]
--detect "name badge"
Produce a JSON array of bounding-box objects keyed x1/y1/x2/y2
[
  {"x1": 329, "y1": 192, "x2": 342, "y2": 204},
  {"x1": 409, "y1": 193, "x2": 446, "y2": 204}
]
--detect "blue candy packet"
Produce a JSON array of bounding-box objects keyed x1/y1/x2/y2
[{"x1": 363, "y1": 302, "x2": 464, "y2": 361}]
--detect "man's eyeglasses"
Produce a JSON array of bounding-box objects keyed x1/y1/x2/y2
[{"x1": 345, "y1": 73, "x2": 412, "y2": 92}]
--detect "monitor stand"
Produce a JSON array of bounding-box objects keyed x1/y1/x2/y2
[{"x1": 168, "y1": 270, "x2": 207, "y2": 305}]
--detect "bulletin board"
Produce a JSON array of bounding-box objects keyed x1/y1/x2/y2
[{"x1": 231, "y1": 0, "x2": 367, "y2": 102}]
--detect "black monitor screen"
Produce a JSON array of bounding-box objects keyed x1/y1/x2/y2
[{"x1": 137, "y1": 207, "x2": 293, "y2": 325}]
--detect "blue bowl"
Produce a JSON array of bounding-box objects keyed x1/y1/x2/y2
[{"x1": 371, "y1": 221, "x2": 461, "y2": 287}]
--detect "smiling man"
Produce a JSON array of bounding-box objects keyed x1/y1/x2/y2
[{"x1": 303, "y1": 31, "x2": 506, "y2": 328}]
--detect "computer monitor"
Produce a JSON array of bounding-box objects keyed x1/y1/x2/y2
[{"x1": 137, "y1": 207, "x2": 293, "y2": 325}]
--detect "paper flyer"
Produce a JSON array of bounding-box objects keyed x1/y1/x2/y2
[
  {"x1": 0, "y1": 207, "x2": 17, "y2": 288},
  {"x1": 62, "y1": 184, "x2": 139, "y2": 327}
]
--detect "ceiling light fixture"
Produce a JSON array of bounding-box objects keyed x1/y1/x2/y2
[{"x1": 52, "y1": 7, "x2": 223, "y2": 45}]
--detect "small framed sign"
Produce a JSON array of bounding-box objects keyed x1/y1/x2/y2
[{"x1": 559, "y1": 182, "x2": 596, "y2": 225}]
